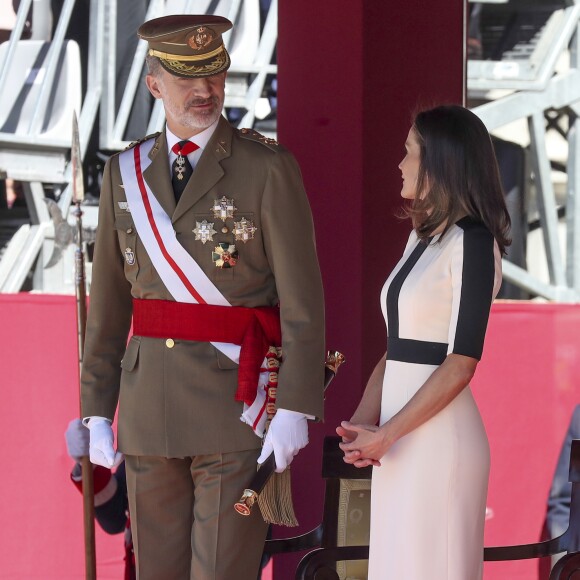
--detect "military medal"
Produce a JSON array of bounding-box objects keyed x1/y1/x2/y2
[
  {"x1": 212, "y1": 242, "x2": 238, "y2": 268},
  {"x1": 211, "y1": 196, "x2": 237, "y2": 221},
  {"x1": 118, "y1": 201, "x2": 131, "y2": 212},
  {"x1": 174, "y1": 154, "x2": 187, "y2": 180},
  {"x1": 124, "y1": 248, "x2": 135, "y2": 265},
  {"x1": 233, "y1": 217, "x2": 257, "y2": 243},
  {"x1": 193, "y1": 220, "x2": 217, "y2": 244},
  {"x1": 171, "y1": 140, "x2": 198, "y2": 181}
]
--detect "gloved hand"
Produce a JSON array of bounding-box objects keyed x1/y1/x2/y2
[
  {"x1": 87, "y1": 417, "x2": 124, "y2": 468},
  {"x1": 65, "y1": 418, "x2": 90, "y2": 461},
  {"x1": 257, "y1": 408, "x2": 309, "y2": 473}
]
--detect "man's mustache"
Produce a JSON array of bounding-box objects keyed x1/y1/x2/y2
[{"x1": 187, "y1": 97, "x2": 218, "y2": 107}]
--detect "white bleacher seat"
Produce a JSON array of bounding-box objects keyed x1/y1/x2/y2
[
  {"x1": 217, "y1": 0, "x2": 260, "y2": 68},
  {"x1": 0, "y1": 39, "x2": 81, "y2": 183},
  {"x1": 0, "y1": 39, "x2": 81, "y2": 141}
]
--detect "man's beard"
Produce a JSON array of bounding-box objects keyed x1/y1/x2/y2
[{"x1": 166, "y1": 95, "x2": 223, "y2": 131}]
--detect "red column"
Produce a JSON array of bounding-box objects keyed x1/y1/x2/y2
[{"x1": 276, "y1": 1, "x2": 464, "y2": 576}]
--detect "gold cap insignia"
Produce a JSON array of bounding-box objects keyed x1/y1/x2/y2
[{"x1": 188, "y1": 27, "x2": 216, "y2": 50}]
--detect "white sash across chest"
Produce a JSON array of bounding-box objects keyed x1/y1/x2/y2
[{"x1": 118, "y1": 139, "x2": 269, "y2": 435}]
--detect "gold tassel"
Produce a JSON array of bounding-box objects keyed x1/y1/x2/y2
[
  {"x1": 253, "y1": 347, "x2": 298, "y2": 527},
  {"x1": 256, "y1": 468, "x2": 298, "y2": 527}
]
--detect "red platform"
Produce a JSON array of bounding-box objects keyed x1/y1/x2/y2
[
  {"x1": 0, "y1": 294, "x2": 577, "y2": 578},
  {"x1": 476, "y1": 301, "x2": 580, "y2": 578}
]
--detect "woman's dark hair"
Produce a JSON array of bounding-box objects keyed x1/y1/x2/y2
[{"x1": 406, "y1": 104, "x2": 511, "y2": 254}]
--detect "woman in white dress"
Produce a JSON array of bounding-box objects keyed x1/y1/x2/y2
[{"x1": 337, "y1": 105, "x2": 511, "y2": 580}]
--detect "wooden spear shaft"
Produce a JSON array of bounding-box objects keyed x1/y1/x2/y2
[
  {"x1": 74, "y1": 199, "x2": 97, "y2": 580},
  {"x1": 72, "y1": 107, "x2": 97, "y2": 579}
]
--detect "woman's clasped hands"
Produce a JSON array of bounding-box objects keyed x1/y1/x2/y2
[{"x1": 336, "y1": 421, "x2": 394, "y2": 468}]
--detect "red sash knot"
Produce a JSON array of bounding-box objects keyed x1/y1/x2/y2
[{"x1": 132, "y1": 299, "x2": 281, "y2": 406}]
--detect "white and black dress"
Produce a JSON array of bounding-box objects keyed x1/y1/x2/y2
[{"x1": 369, "y1": 216, "x2": 502, "y2": 579}]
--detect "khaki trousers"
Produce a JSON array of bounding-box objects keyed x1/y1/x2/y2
[{"x1": 125, "y1": 449, "x2": 268, "y2": 580}]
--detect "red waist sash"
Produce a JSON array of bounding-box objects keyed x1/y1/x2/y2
[{"x1": 132, "y1": 298, "x2": 281, "y2": 405}]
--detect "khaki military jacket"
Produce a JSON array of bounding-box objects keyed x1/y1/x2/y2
[{"x1": 81, "y1": 117, "x2": 325, "y2": 457}]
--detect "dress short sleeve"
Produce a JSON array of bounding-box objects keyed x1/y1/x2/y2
[{"x1": 447, "y1": 220, "x2": 499, "y2": 360}]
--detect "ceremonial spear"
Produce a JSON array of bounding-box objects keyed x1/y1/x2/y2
[{"x1": 71, "y1": 111, "x2": 97, "y2": 579}]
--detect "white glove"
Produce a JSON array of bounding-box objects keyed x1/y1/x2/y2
[
  {"x1": 87, "y1": 417, "x2": 124, "y2": 468},
  {"x1": 257, "y1": 409, "x2": 309, "y2": 473},
  {"x1": 65, "y1": 418, "x2": 90, "y2": 461}
]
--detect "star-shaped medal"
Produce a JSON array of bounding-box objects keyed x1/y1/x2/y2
[
  {"x1": 211, "y1": 196, "x2": 237, "y2": 221},
  {"x1": 193, "y1": 220, "x2": 217, "y2": 245},
  {"x1": 212, "y1": 242, "x2": 239, "y2": 268},
  {"x1": 233, "y1": 217, "x2": 257, "y2": 243}
]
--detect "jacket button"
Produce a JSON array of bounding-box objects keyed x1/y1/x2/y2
[
  {"x1": 165, "y1": 338, "x2": 175, "y2": 348},
  {"x1": 126, "y1": 227, "x2": 133, "y2": 234}
]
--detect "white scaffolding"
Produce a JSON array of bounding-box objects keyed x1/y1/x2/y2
[{"x1": 469, "y1": 0, "x2": 580, "y2": 302}]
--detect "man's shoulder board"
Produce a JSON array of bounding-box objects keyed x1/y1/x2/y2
[
  {"x1": 123, "y1": 132, "x2": 161, "y2": 152},
  {"x1": 237, "y1": 128, "x2": 279, "y2": 150}
]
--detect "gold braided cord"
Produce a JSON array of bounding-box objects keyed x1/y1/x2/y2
[
  {"x1": 148, "y1": 44, "x2": 225, "y2": 62},
  {"x1": 160, "y1": 53, "x2": 228, "y2": 77}
]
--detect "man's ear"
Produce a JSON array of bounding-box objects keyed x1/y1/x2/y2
[{"x1": 145, "y1": 74, "x2": 162, "y2": 99}]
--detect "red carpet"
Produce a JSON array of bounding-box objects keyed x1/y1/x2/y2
[{"x1": 0, "y1": 294, "x2": 577, "y2": 579}]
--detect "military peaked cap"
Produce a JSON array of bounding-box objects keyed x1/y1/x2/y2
[{"x1": 138, "y1": 14, "x2": 232, "y2": 78}]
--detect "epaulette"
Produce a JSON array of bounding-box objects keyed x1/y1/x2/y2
[
  {"x1": 238, "y1": 127, "x2": 279, "y2": 149},
  {"x1": 123, "y1": 132, "x2": 161, "y2": 151}
]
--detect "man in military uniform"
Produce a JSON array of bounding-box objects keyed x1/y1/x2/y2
[{"x1": 80, "y1": 14, "x2": 325, "y2": 580}]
